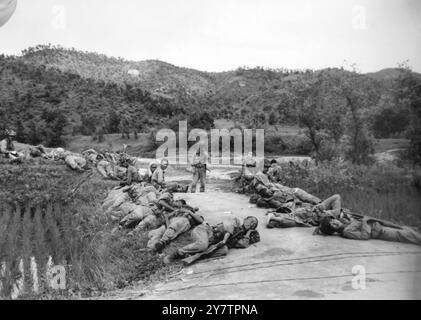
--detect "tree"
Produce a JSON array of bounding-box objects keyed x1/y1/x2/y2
[
  {"x1": 340, "y1": 73, "x2": 378, "y2": 164},
  {"x1": 106, "y1": 109, "x2": 120, "y2": 133},
  {"x1": 397, "y1": 70, "x2": 421, "y2": 163},
  {"x1": 119, "y1": 116, "x2": 131, "y2": 139},
  {"x1": 42, "y1": 109, "x2": 67, "y2": 147}
]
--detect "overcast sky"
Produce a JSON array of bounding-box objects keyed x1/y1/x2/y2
[{"x1": 1, "y1": 0, "x2": 421, "y2": 72}]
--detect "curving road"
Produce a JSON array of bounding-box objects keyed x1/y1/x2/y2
[{"x1": 108, "y1": 190, "x2": 421, "y2": 300}]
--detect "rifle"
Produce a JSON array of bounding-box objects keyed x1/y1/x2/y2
[
  {"x1": 181, "y1": 227, "x2": 248, "y2": 265},
  {"x1": 182, "y1": 241, "x2": 225, "y2": 265},
  {"x1": 66, "y1": 171, "x2": 94, "y2": 202},
  {"x1": 348, "y1": 212, "x2": 403, "y2": 229}
]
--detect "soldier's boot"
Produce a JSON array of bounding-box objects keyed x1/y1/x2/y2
[
  {"x1": 163, "y1": 249, "x2": 185, "y2": 265},
  {"x1": 153, "y1": 240, "x2": 167, "y2": 253}
]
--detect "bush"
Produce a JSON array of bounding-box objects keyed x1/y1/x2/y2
[{"x1": 264, "y1": 134, "x2": 312, "y2": 156}]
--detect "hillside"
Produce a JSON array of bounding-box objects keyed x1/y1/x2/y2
[{"x1": 1, "y1": 44, "x2": 420, "y2": 149}]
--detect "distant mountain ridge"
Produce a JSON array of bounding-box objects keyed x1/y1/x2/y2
[
  {"x1": 1, "y1": 44, "x2": 419, "y2": 147},
  {"x1": 19, "y1": 45, "x2": 421, "y2": 100}
]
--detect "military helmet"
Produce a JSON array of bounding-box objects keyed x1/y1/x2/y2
[
  {"x1": 263, "y1": 159, "x2": 271, "y2": 168},
  {"x1": 5, "y1": 129, "x2": 16, "y2": 137},
  {"x1": 249, "y1": 194, "x2": 260, "y2": 204}
]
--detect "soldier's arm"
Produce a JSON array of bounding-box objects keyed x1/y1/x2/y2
[
  {"x1": 220, "y1": 232, "x2": 231, "y2": 244},
  {"x1": 233, "y1": 230, "x2": 252, "y2": 248},
  {"x1": 157, "y1": 199, "x2": 175, "y2": 212},
  {"x1": 185, "y1": 211, "x2": 204, "y2": 224}
]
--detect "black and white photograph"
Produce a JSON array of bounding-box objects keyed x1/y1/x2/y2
[{"x1": 0, "y1": 0, "x2": 421, "y2": 305}]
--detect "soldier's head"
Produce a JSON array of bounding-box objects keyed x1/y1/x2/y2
[
  {"x1": 243, "y1": 216, "x2": 258, "y2": 230},
  {"x1": 249, "y1": 194, "x2": 260, "y2": 204},
  {"x1": 173, "y1": 199, "x2": 187, "y2": 207},
  {"x1": 149, "y1": 162, "x2": 158, "y2": 173},
  {"x1": 319, "y1": 216, "x2": 343, "y2": 235},
  {"x1": 160, "y1": 159, "x2": 169, "y2": 170},
  {"x1": 262, "y1": 159, "x2": 271, "y2": 173},
  {"x1": 212, "y1": 223, "x2": 225, "y2": 240},
  {"x1": 5, "y1": 129, "x2": 16, "y2": 141}
]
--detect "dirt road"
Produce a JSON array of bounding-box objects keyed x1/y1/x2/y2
[{"x1": 107, "y1": 188, "x2": 421, "y2": 300}]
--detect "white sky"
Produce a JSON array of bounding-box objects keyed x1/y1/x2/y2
[{"x1": 1, "y1": 0, "x2": 421, "y2": 72}]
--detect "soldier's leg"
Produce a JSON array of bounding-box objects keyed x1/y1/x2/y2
[
  {"x1": 375, "y1": 226, "x2": 421, "y2": 245},
  {"x1": 266, "y1": 213, "x2": 302, "y2": 228},
  {"x1": 190, "y1": 168, "x2": 199, "y2": 193},
  {"x1": 120, "y1": 205, "x2": 151, "y2": 228},
  {"x1": 199, "y1": 167, "x2": 206, "y2": 192},
  {"x1": 293, "y1": 188, "x2": 321, "y2": 204},
  {"x1": 147, "y1": 226, "x2": 166, "y2": 249},
  {"x1": 96, "y1": 161, "x2": 109, "y2": 178},
  {"x1": 268, "y1": 199, "x2": 284, "y2": 209},
  {"x1": 134, "y1": 214, "x2": 161, "y2": 232},
  {"x1": 160, "y1": 217, "x2": 191, "y2": 244},
  {"x1": 178, "y1": 224, "x2": 210, "y2": 256},
  {"x1": 256, "y1": 198, "x2": 270, "y2": 208},
  {"x1": 76, "y1": 158, "x2": 87, "y2": 170}
]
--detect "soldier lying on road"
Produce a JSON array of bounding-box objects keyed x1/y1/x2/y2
[
  {"x1": 162, "y1": 215, "x2": 260, "y2": 265},
  {"x1": 316, "y1": 214, "x2": 421, "y2": 246},
  {"x1": 265, "y1": 194, "x2": 342, "y2": 228},
  {"x1": 148, "y1": 202, "x2": 204, "y2": 252}
]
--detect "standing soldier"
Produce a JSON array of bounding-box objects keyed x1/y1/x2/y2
[
  {"x1": 190, "y1": 146, "x2": 208, "y2": 193},
  {"x1": 0, "y1": 129, "x2": 18, "y2": 159},
  {"x1": 152, "y1": 159, "x2": 169, "y2": 190}
]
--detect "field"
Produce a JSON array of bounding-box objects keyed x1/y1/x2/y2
[
  {"x1": 64, "y1": 127, "x2": 410, "y2": 158},
  {"x1": 0, "y1": 158, "x2": 181, "y2": 299}
]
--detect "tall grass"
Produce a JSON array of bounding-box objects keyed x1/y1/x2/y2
[
  {"x1": 269, "y1": 161, "x2": 421, "y2": 229},
  {"x1": 0, "y1": 159, "x2": 178, "y2": 299}
]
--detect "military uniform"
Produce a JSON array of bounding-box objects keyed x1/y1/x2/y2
[
  {"x1": 65, "y1": 154, "x2": 87, "y2": 171},
  {"x1": 266, "y1": 194, "x2": 342, "y2": 228},
  {"x1": 190, "y1": 151, "x2": 208, "y2": 193},
  {"x1": 267, "y1": 164, "x2": 283, "y2": 183},
  {"x1": 175, "y1": 215, "x2": 256, "y2": 260},
  {"x1": 0, "y1": 131, "x2": 17, "y2": 159},
  {"x1": 341, "y1": 220, "x2": 421, "y2": 245},
  {"x1": 151, "y1": 166, "x2": 166, "y2": 189},
  {"x1": 146, "y1": 207, "x2": 201, "y2": 249}
]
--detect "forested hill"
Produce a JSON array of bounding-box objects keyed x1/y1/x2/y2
[
  {"x1": 0, "y1": 53, "x2": 191, "y2": 146},
  {"x1": 1, "y1": 44, "x2": 420, "y2": 148}
]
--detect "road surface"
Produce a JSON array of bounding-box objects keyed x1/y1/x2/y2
[{"x1": 107, "y1": 190, "x2": 421, "y2": 300}]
